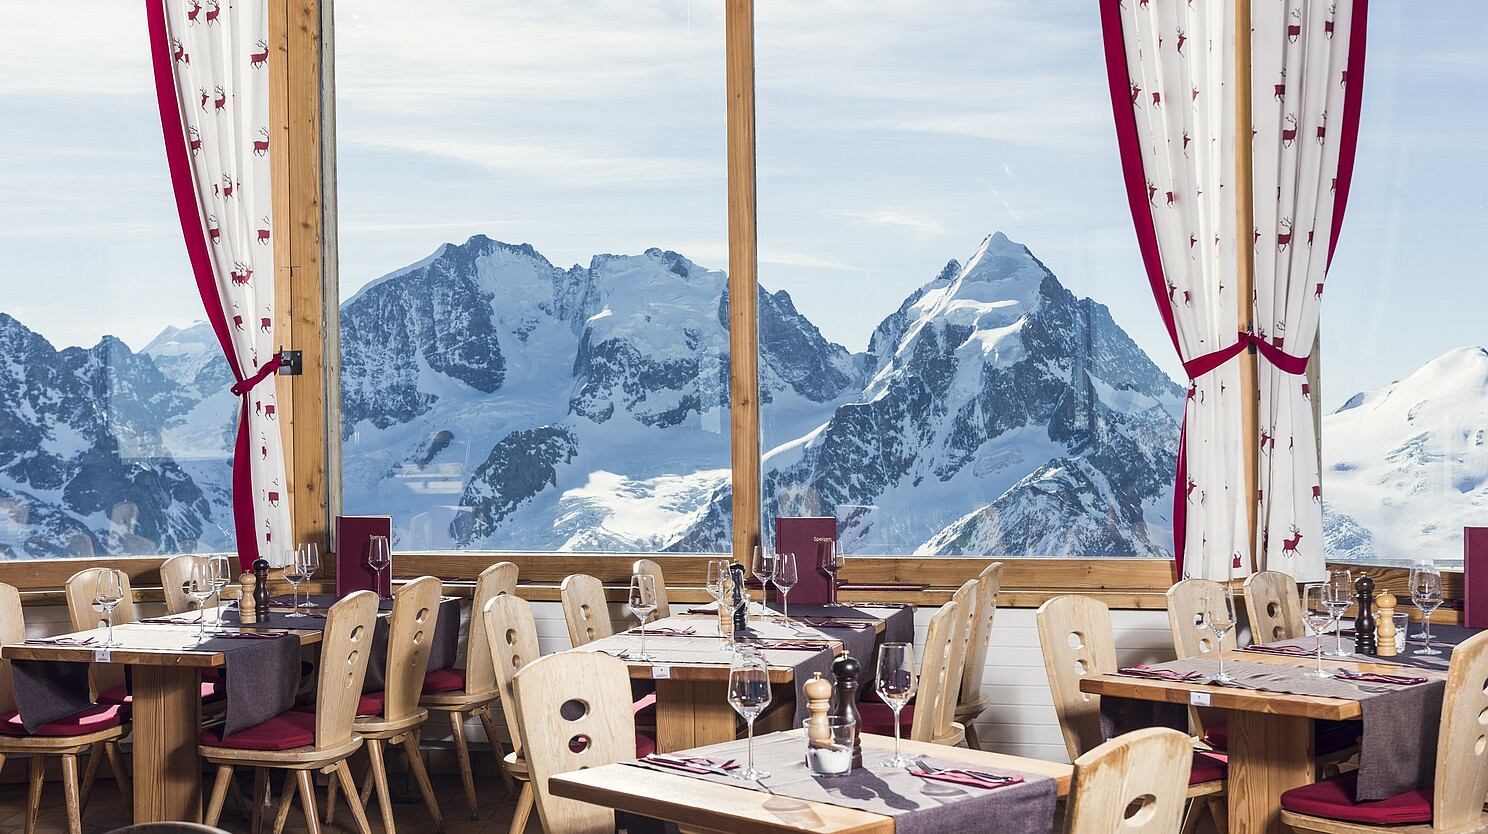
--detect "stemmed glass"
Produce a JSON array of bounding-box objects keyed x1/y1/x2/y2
[
  {"x1": 366, "y1": 536, "x2": 392, "y2": 599},
  {"x1": 1412, "y1": 564, "x2": 1444, "y2": 656},
  {"x1": 774, "y1": 552, "x2": 798, "y2": 622},
  {"x1": 752, "y1": 546, "x2": 776, "y2": 619},
  {"x1": 722, "y1": 568, "x2": 750, "y2": 649},
  {"x1": 298, "y1": 543, "x2": 322, "y2": 607},
  {"x1": 187, "y1": 561, "x2": 215, "y2": 643},
  {"x1": 1203, "y1": 584, "x2": 1237, "y2": 683},
  {"x1": 207, "y1": 554, "x2": 232, "y2": 632},
  {"x1": 1408, "y1": 561, "x2": 1433, "y2": 639},
  {"x1": 1325, "y1": 569, "x2": 1353, "y2": 657},
  {"x1": 282, "y1": 549, "x2": 309, "y2": 618},
  {"x1": 1302, "y1": 584, "x2": 1333, "y2": 678},
  {"x1": 876, "y1": 642, "x2": 917, "y2": 767},
  {"x1": 629, "y1": 573, "x2": 658, "y2": 662},
  {"x1": 820, "y1": 542, "x2": 845, "y2": 605},
  {"x1": 727, "y1": 648, "x2": 772, "y2": 780},
  {"x1": 94, "y1": 569, "x2": 125, "y2": 648}
]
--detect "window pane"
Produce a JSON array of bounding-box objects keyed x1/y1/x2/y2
[
  {"x1": 1322, "y1": 5, "x2": 1486, "y2": 569},
  {"x1": 334, "y1": 1, "x2": 732, "y2": 552},
  {"x1": 0, "y1": 5, "x2": 234, "y2": 559},
  {"x1": 756, "y1": 2, "x2": 1184, "y2": 557}
]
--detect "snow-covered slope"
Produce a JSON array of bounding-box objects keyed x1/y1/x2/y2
[{"x1": 1323, "y1": 346, "x2": 1488, "y2": 561}]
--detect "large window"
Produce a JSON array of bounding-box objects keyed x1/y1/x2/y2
[
  {"x1": 752, "y1": 2, "x2": 1183, "y2": 557},
  {"x1": 334, "y1": 1, "x2": 732, "y2": 552},
  {"x1": 0, "y1": 5, "x2": 234, "y2": 559},
  {"x1": 1321, "y1": 4, "x2": 1487, "y2": 568}
]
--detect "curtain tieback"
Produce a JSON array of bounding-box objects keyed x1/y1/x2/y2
[
  {"x1": 1181, "y1": 332, "x2": 1310, "y2": 380},
  {"x1": 229, "y1": 353, "x2": 283, "y2": 397}
]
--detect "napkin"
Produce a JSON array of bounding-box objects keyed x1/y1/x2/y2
[
  {"x1": 908, "y1": 766, "x2": 1024, "y2": 791},
  {"x1": 1334, "y1": 669, "x2": 1428, "y2": 686},
  {"x1": 1117, "y1": 665, "x2": 1206, "y2": 682},
  {"x1": 638, "y1": 754, "x2": 739, "y2": 776},
  {"x1": 800, "y1": 618, "x2": 872, "y2": 631},
  {"x1": 1243, "y1": 643, "x2": 1316, "y2": 656},
  {"x1": 23, "y1": 636, "x2": 97, "y2": 646},
  {"x1": 635, "y1": 627, "x2": 697, "y2": 637},
  {"x1": 748, "y1": 640, "x2": 828, "y2": 652}
]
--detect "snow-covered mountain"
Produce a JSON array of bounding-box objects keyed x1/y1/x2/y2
[{"x1": 1323, "y1": 346, "x2": 1488, "y2": 562}]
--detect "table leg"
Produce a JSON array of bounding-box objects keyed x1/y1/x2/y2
[
  {"x1": 131, "y1": 665, "x2": 203, "y2": 823},
  {"x1": 655, "y1": 680, "x2": 736, "y2": 753},
  {"x1": 1226, "y1": 712, "x2": 1314, "y2": 834}
]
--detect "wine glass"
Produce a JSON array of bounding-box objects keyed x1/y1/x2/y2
[
  {"x1": 1412, "y1": 565, "x2": 1444, "y2": 656},
  {"x1": 705, "y1": 558, "x2": 729, "y2": 607},
  {"x1": 187, "y1": 561, "x2": 215, "y2": 642},
  {"x1": 727, "y1": 648, "x2": 772, "y2": 780},
  {"x1": 282, "y1": 550, "x2": 308, "y2": 618},
  {"x1": 1408, "y1": 561, "x2": 1432, "y2": 639},
  {"x1": 820, "y1": 541, "x2": 845, "y2": 605},
  {"x1": 876, "y1": 642, "x2": 917, "y2": 767},
  {"x1": 629, "y1": 573, "x2": 658, "y2": 662},
  {"x1": 1302, "y1": 584, "x2": 1333, "y2": 678},
  {"x1": 1325, "y1": 569, "x2": 1353, "y2": 657},
  {"x1": 752, "y1": 546, "x2": 776, "y2": 618},
  {"x1": 774, "y1": 552, "x2": 798, "y2": 622},
  {"x1": 207, "y1": 554, "x2": 232, "y2": 632},
  {"x1": 298, "y1": 543, "x2": 322, "y2": 608},
  {"x1": 94, "y1": 569, "x2": 125, "y2": 647},
  {"x1": 1204, "y1": 584, "x2": 1237, "y2": 683},
  {"x1": 366, "y1": 535, "x2": 392, "y2": 598}
]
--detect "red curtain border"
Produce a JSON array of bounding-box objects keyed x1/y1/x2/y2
[
  {"x1": 146, "y1": 0, "x2": 262, "y2": 569},
  {"x1": 1327, "y1": 0, "x2": 1369, "y2": 269}
]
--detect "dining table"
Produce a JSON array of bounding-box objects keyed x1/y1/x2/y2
[
  {"x1": 1080, "y1": 627, "x2": 1473, "y2": 834},
  {"x1": 576, "y1": 604, "x2": 912, "y2": 753},
  {"x1": 550, "y1": 729, "x2": 1072, "y2": 834}
]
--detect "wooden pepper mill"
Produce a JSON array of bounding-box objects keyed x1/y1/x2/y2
[
  {"x1": 829, "y1": 653, "x2": 863, "y2": 769},
  {"x1": 238, "y1": 572, "x2": 258, "y2": 623},
  {"x1": 804, "y1": 672, "x2": 834, "y2": 747},
  {"x1": 1376, "y1": 590, "x2": 1398, "y2": 657},
  {"x1": 1353, "y1": 575, "x2": 1377, "y2": 656}
]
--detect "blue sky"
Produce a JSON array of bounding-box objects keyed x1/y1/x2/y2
[{"x1": 1, "y1": 1, "x2": 1482, "y2": 413}]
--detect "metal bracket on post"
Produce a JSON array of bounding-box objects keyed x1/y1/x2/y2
[{"x1": 277, "y1": 349, "x2": 303, "y2": 376}]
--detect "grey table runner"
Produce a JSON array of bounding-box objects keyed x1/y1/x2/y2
[
  {"x1": 1099, "y1": 657, "x2": 1444, "y2": 801},
  {"x1": 255, "y1": 594, "x2": 461, "y2": 690},
  {"x1": 767, "y1": 602, "x2": 916, "y2": 646},
  {"x1": 11, "y1": 658, "x2": 95, "y2": 732},
  {"x1": 627, "y1": 733, "x2": 1057, "y2": 834},
  {"x1": 1243, "y1": 624, "x2": 1478, "y2": 673}
]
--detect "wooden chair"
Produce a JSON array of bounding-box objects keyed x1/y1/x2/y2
[
  {"x1": 1064, "y1": 727, "x2": 1195, "y2": 834},
  {"x1": 1244, "y1": 570, "x2": 1306, "y2": 643},
  {"x1": 1036, "y1": 595, "x2": 1227, "y2": 833},
  {"x1": 343, "y1": 575, "x2": 444, "y2": 834},
  {"x1": 858, "y1": 582, "x2": 972, "y2": 746},
  {"x1": 199, "y1": 591, "x2": 379, "y2": 834},
  {"x1": 419, "y1": 561, "x2": 514, "y2": 820},
  {"x1": 0, "y1": 582, "x2": 133, "y2": 834},
  {"x1": 933, "y1": 579, "x2": 979, "y2": 746},
  {"x1": 160, "y1": 555, "x2": 206, "y2": 615},
  {"x1": 510, "y1": 651, "x2": 638, "y2": 834},
  {"x1": 483, "y1": 593, "x2": 544, "y2": 834},
  {"x1": 65, "y1": 568, "x2": 140, "y2": 705},
  {"x1": 631, "y1": 558, "x2": 671, "y2": 619},
  {"x1": 956, "y1": 563, "x2": 1002, "y2": 749},
  {"x1": 560, "y1": 574, "x2": 613, "y2": 647},
  {"x1": 1280, "y1": 629, "x2": 1488, "y2": 833}
]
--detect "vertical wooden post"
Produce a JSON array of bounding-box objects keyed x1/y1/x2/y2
[
  {"x1": 1235, "y1": 0, "x2": 1261, "y2": 572},
  {"x1": 725, "y1": 0, "x2": 761, "y2": 562}
]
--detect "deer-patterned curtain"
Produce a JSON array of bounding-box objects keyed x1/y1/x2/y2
[
  {"x1": 1102, "y1": 0, "x2": 1251, "y2": 581},
  {"x1": 1252, "y1": 0, "x2": 1368, "y2": 582},
  {"x1": 148, "y1": 0, "x2": 290, "y2": 568}
]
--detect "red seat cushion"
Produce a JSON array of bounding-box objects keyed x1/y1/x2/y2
[
  {"x1": 632, "y1": 692, "x2": 657, "y2": 719},
  {"x1": 634, "y1": 732, "x2": 656, "y2": 758},
  {"x1": 1189, "y1": 751, "x2": 1228, "y2": 785},
  {"x1": 200, "y1": 710, "x2": 316, "y2": 751},
  {"x1": 1281, "y1": 771, "x2": 1432, "y2": 826},
  {"x1": 356, "y1": 691, "x2": 385, "y2": 717},
  {"x1": 1203, "y1": 720, "x2": 1358, "y2": 755},
  {"x1": 857, "y1": 702, "x2": 914, "y2": 736},
  {"x1": 422, "y1": 667, "x2": 465, "y2": 695},
  {"x1": 99, "y1": 681, "x2": 222, "y2": 706},
  {"x1": 0, "y1": 704, "x2": 130, "y2": 737}
]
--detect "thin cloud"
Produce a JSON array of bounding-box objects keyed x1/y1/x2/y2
[{"x1": 829, "y1": 209, "x2": 946, "y2": 240}]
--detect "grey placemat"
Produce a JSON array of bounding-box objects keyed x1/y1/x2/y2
[
  {"x1": 364, "y1": 597, "x2": 461, "y2": 692},
  {"x1": 627, "y1": 733, "x2": 1057, "y2": 834},
  {"x1": 1098, "y1": 657, "x2": 1443, "y2": 801},
  {"x1": 1242, "y1": 624, "x2": 1478, "y2": 672},
  {"x1": 11, "y1": 659, "x2": 95, "y2": 732},
  {"x1": 201, "y1": 634, "x2": 302, "y2": 737}
]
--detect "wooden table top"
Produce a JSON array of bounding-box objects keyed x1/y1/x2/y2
[
  {"x1": 578, "y1": 613, "x2": 867, "y2": 683},
  {"x1": 1080, "y1": 647, "x2": 1450, "y2": 721},
  {"x1": 549, "y1": 730, "x2": 1072, "y2": 834},
  {"x1": 0, "y1": 620, "x2": 322, "y2": 668}
]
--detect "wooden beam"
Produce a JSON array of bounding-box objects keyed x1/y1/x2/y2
[
  {"x1": 1235, "y1": 0, "x2": 1260, "y2": 572},
  {"x1": 725, "y1": 0, "x2": 761, "y2": 563}
]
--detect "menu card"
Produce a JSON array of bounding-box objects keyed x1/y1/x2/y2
[
  {"x1": 1466, "y1": 527, "x2": 1488, "y2": 628},
  {"x1": 336, "y1": 515, "x2": 392, "y2": 597},
  {"x1": 774, "y1": 517, "x2": 837, "y2": 604}
]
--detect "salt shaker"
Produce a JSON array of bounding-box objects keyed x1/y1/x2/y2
[
  {"x1": 804, "y1": 672, "x2": 833, "y2": 747},
  {"x1": 238, "y1": 572, "x2": 258, "y2": 623},
  {"x1": 1375, "y1": 590, "x2": 1398, "y2": 657}
]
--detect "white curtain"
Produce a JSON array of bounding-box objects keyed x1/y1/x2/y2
[
  {"x1": 1251, "y1": 0, "x2": 1363, "y2": 582},
  {"x1": 1111, "y1": 0, "x2": 1250, "y2": 580},
  {"x1": 151, "y1": 0, "x2": 290, "y2": 566}
]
